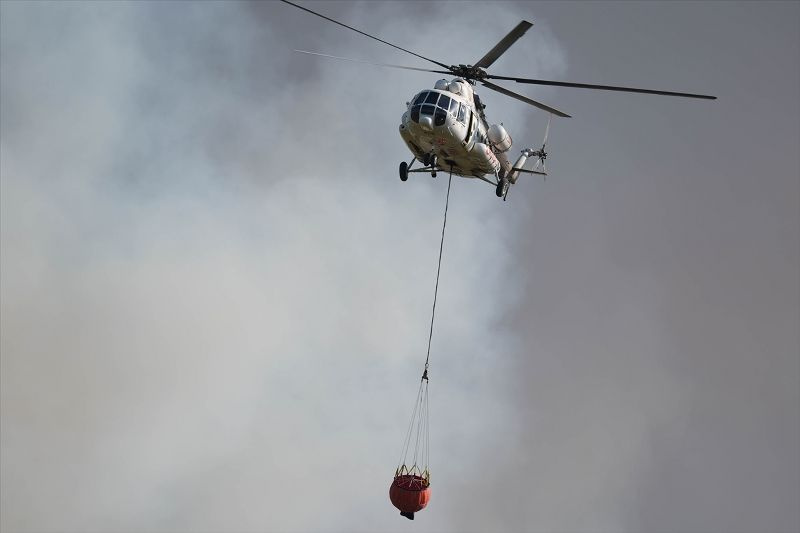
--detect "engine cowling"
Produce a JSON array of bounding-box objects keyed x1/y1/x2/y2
[
  {"x1": 447, "y1": 80, "x2": 464, "y2": 95},
  {"x1": 487, "y1": 124, "x2": 512, "y2": 152},
  {"x1": 472, "y1": 142, "x2": 501, "y2": 173}
]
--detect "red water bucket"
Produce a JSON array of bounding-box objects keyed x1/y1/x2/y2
[{"x1": 389, "y1": 474, "x2": 431, "y2": 520}]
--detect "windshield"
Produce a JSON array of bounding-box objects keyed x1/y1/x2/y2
[
  {"x1": 412, "y1": 92, "x2": 427, "y2": 105},
  {"x1": 409, "y1": 91, "x2": 459, "y2": 126}
]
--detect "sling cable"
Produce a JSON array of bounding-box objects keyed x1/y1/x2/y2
[{"x1": 389, "y1": 171, "x2": 453, "y2": 521}]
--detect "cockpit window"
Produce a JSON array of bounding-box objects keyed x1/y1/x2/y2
[
  {"x1": 408, "y1": 91, "x2": 462, "y2": 126},
  {"x1": 434, "y1": 109, "x2": 446, "y2": 127}
]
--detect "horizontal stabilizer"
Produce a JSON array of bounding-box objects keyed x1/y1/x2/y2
[{"x1": 511, "y1": 167, "x2": 547, "y2": 176}]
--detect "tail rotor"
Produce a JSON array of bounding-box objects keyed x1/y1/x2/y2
[
  {"x1": 504, "y1": 115, "x2": 552, "y2": 200},
  {"x1": 531, "y1": 115, "x2": 550, "y2": 175}
]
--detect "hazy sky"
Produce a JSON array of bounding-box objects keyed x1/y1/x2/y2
[{"x1": 1, "y1": 2, "x2": 798, "y2": 532}]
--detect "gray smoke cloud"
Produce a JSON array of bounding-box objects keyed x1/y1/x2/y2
[
  {"x1": 0, "y1": 2, "x2": 563, "y2": 532},
  {"x1": 2, "y1": 2, "x2": 798, "y2": 533}
]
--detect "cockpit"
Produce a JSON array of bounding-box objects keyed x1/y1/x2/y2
[{"x1": 409, "y1": 91, "x2": 467, "y2": 127}]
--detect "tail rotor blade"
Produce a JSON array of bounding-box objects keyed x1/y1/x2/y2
[{"x1": 542, "y1": 115, "x2": 551, "y2": 146}]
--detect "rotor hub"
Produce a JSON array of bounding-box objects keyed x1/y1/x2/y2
[{"x1": 450, "y1": 64, "x2": 487, "y2": 82}]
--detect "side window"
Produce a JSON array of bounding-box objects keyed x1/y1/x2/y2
[
  {"x1": 457, "y1": 103, "x2": 466, "y2": 123},
  {"x1": 449, "y1": 99, "x2": 459, "y2": 114}
]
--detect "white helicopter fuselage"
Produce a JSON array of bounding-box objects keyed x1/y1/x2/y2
[
  {"x1": 284, "y1": 1, "x2": 715, "y2": 197},
  {"x1": 399, "y1": 78, "x2": 517, "y2": 180}
]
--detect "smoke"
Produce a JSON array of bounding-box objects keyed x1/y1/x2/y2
[
  {"x1": 0, "y1": 2, "x2": 566, "y2": 532},
  {"x1": 4, "y1": 3, "x2": 798, "y2": 533}
]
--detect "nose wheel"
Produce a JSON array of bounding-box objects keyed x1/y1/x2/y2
[{"x1": 399, "y1": 155, "x2": 439, "y2": 181}]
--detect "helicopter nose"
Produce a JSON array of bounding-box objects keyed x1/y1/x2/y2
[{"x1": 419, "y1": 115, "x2": 433, "y2": 131}]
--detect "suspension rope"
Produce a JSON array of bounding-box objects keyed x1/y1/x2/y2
[
  {"x1": 398, "y1": 379, "x2": 425, "y2": 469},
  {"x1": 423, "y1": 170, "x2": 453, "y2": 377},
  {"x1": 396, "y1": 169, "x2": 453, "y2": 480},
  {"x1": 424, "y1": 379, "x2": 430, "y2": 475}
]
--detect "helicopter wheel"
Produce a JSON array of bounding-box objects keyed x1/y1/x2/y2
[
  {"x1": 496, "y1": 178, "x2": 508, "y2": 198},
  {"x1": 399, "y1": 161, "x2": 409, "y2": 182}
]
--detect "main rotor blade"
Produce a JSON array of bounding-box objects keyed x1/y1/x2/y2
[
  {"x1": 474, "y1": 20, "x2": 533, "y2": 69},
  {"x1": 485, "y1": 74, "x2": 717, "y2": 100},
  {"x1": 294, "y1": 50, "x2": 452, "y2": 75},
  {"x1": 481, "y1": 81, "x2": 571, "y2": 118},
  {"x1": 280, "y1": 0, "x2": 452, "y2": 71}
]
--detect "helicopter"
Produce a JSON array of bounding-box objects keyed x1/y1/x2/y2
[{"x1": 281, "y1": 1, "x2": 716, "y2": 200}]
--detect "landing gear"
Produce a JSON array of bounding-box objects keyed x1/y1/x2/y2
[
  {"x1": 421, "y1": 153, "x2": 438, "y2": 177},
  {"x1": 401, "y1": 155, "x2": 439, "y2": 180},
  {"x1": 496, "y1": 178, "x2": 509, "y2": 198}
]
